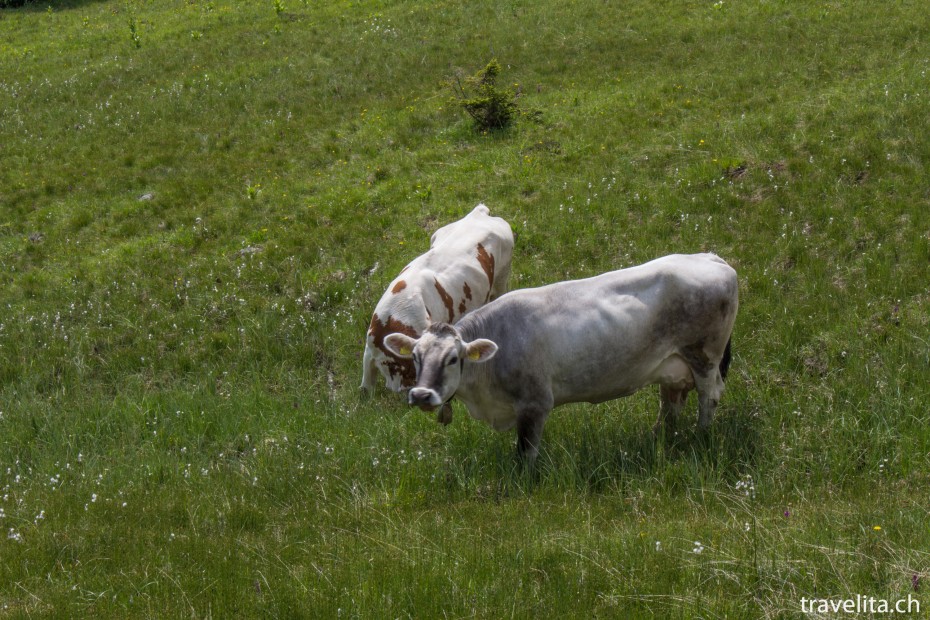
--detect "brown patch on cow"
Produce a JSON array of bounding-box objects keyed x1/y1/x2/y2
[
  {"x1": 476, "y1": 243, "x2": 495, "y2": 292},
  {"x1": 368, "y1": 314, "x2": 418, "y2": 386},
  {"x1": 434, "y1": 279, "x2": 455, "y2": 323},
  {"x1": 391, "y1": 280, "x2": 407, "y2": 294},
  {"x1": 463, "y1": 281, "x2": 473, "y2": 301},
  {"x1": 459, "y1": 299, "x2": 467, "y2": 314}
]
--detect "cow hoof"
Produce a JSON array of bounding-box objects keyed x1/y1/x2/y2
[{"x1": 437, "y1": 404, "x2": 453, "y2": 425}]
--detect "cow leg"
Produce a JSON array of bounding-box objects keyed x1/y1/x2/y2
[
  {"x1": 360, "y1": 342, "x2": 378, "y2": 392},
  {"x1": 490, "y1": 261, "x2": 511, "y2": 301},
  {"x1": 654, "y1": 385, "x2": 687, "y2": 436},
  {"x1": 694, "y1": 369, "x2": 725, "y2": 430},
  {"x1": 515, "y1": 406, "x2": 550, "y2": 462}
]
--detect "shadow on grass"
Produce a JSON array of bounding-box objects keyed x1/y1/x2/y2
[
  {"x1": 435, "y1": 400, "x2": 766, "y2": 498},
  {"x1": 3, "y1": 0, "x2": 110, "y2": 11}
]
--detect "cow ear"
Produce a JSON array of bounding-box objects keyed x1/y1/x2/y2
[
  {"x1": 464, "y1": 339, "x2": 498, "y2": 363},
  {"x1": 384, "y1": 333, "x2": 418, "y2": 359}
]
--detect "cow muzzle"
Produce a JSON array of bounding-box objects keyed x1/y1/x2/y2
[{"x1": 408, "y1": 387, "x2": 442, "y2": 412}]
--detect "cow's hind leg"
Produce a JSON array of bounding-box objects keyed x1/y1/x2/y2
[
  {"x1": 680, "y1": 343, "x2": 726, "y2": 431},
  {"x1": 694, "y1": 369, "x2": 725, "y2": 431},
  {"x1": 654, "y1": 385, "x2": 688, "y2": 437},
  {"x1": 490, "y1": 260, "x2": 511, "y2": 301}
]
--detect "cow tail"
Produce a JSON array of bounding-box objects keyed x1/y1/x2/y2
[{"x1": 719, "y1": 337, "x2": 732, "y2": 381}]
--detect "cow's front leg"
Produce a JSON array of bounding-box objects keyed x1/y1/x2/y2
[
  {"x1": 515, "y1": 405, "x2": 550, "y2": 462},
  {"x1": 360, "y1": 342, "x2": 378, "y2": 392}
]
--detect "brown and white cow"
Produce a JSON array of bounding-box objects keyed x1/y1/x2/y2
[
  {"x1": 361, "y1": 204, "x2": 513, "y2": 422},
  {"x1": 383, "y1": 254, "x2": 738, "y2": 459}
]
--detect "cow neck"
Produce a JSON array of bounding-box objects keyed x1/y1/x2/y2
[
  {"x1": 453, "y1": 312, "x2": 492, "y2": 398},
  {"x1": 454, "y1": 311, "x2": 486, "y2": 346}
]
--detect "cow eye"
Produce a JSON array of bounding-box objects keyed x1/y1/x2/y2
[{"x1": 447, "y1": 356, "x2": 459, "y2": 366}]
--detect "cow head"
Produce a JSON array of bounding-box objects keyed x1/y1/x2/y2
[{"x1": 384, "y1": 323, "x2": 497, "y2": 411}]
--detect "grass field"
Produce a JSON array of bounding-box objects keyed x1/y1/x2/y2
[{"x1": 2, "y1": 0, "x2": 930, "y2": 617}]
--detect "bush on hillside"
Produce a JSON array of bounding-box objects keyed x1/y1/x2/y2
[{"x1": 448, "y1": 60, "x2": 519, "y2": 132}]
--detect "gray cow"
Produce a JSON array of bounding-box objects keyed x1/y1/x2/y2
[{"x1": 383, "y1": 253, "x2": 738, "y2": 460}]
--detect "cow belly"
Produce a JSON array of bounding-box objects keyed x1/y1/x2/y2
[
  {"x1": 650, "y1": 354, "x2": 696, "y2": 390},
  {"x1": 553, "y1": 380, "x2": 639, "y2": 406},
  {"x1": 552, "y1": 353, "x2": 695, "y2": 405}
]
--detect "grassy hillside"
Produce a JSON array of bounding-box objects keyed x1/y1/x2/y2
[{"x1": 1, "y1": 0, "x2": 929, "y2": 617}]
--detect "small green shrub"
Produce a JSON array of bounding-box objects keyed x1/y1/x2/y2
[
  {"x1": 448, "y1": 59, "x2": 519, "y2": 132},
  {"x1": 128, "y1": 16, "x2": 141, "y2": 48}
]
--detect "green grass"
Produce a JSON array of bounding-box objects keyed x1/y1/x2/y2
[{"x1": 2, "y1": 0, "x2": 930, "y2": 617}]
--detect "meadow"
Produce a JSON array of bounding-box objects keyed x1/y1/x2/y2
[{"x1": 1, "y1": 0, "x2": 930, "y2": 617}]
